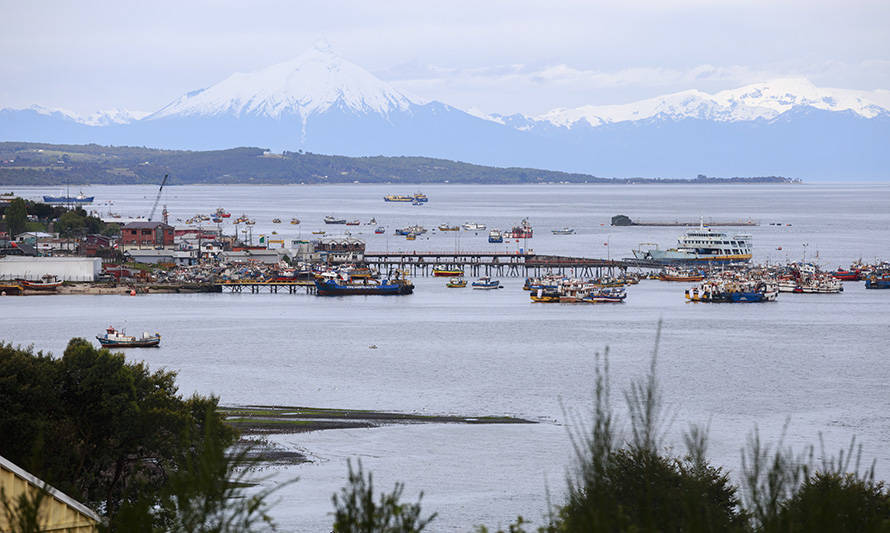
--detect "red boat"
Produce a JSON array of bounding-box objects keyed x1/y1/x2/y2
[
  {"x1": 832, "y1": 269, "x2": 861, "y2": 281},
  {"x1": 506, "y1": 218, "x2": 533, "y2": 239}
]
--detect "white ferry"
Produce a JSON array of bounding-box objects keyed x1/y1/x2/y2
[{"x1": 632, "y1": 225, "x2": 752, "y2": 264}]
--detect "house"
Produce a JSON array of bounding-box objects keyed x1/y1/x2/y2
[
  {"x1": 311, "y1": 237, "x2": 365, "y2": 264},
  {"x1": 121, "y1": 222, "x2": 174, "y2": 247},
  {"x1": 0, "y1": 454, "x2": 101, "y2": 532}
]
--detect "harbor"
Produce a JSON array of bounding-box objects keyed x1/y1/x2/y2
[{"x1": 2, "y1": 182, "x2": 890, "y2": 531}]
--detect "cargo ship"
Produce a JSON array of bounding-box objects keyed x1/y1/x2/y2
[
  {"x1": 42, "y1": 192, "x2": 94, "y2": 205},
  {"x1": 384, "y1": 192, "x2": 428, "y2": 203},
  {"x1": 314, "y1": 272, "x2": 414, "y2": 295},
  {"x1": 633, "y1": 225, "x2": 752, "y2": 264}
]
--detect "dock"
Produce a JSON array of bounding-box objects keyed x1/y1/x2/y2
[{"x1": 362, "y1": 251, "x2": 646, "y2": 277}]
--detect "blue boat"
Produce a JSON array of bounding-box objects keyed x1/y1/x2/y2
[
  {"x1": 488, "y1": 229, "x2": 503, "y2": 243},
  {"x1": 865, "y1": 273, "x2": 890, "y2": 289},
  {"x1": 43, "y1": 192, "x2": 94, "y2": 205},
  {"x1": 315, "y1": 273, "x2": 414, "y2": 295},
  {"x1": 471, "y1": 277, "x2": 502, "y2": 290}
]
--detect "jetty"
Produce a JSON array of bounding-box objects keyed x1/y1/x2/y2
[
  {"x1": 362, "y1": 251, "x2": 644, "y2": 277},
  {"x1": 611, "y1": 214, "x2": 758, "y2": 227}
]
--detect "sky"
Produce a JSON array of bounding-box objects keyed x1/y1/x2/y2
[{"x1": 2, "y1": 0, "x2": 889, "y2": 116}]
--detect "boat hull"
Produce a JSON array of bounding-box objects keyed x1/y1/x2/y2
[
  {"x1": 96, "y1": 337, "x2": 160, "y2": 348},
  {"x1": 633, "y1": 249, "x2": 752, "y2": 264},
  {"x1": 315, "y1": 279, "x2": 414, "y2": 295}
]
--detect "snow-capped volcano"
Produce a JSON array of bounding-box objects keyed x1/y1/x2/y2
[
  {"x1": 533, "y1": 78, "x2": 890, "y2": 128},
  {"x1": 149, "y1": 42, "x2": 423, "y2": 121}
]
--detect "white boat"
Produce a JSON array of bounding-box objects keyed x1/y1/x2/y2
[
  {"x1": 552, "y1": 227, "x2": 575, "y2": 235},
  {"x1": 488, "y1": 229, "x2": 503, "y2": 243},
  {"x1": 462, "y1": 222, "x2": 486, "y2": 231},
  {"x1": 632, "y1": 222, "x2": 752, "y2": 264}
]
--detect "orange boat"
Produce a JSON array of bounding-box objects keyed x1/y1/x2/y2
[{"x1": 658, "y1": 271, "x2": 704, "y2": 282}]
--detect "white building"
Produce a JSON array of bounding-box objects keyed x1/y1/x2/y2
[{"x1": 0, "y1": 257, "x2": 102, "y2": 281}]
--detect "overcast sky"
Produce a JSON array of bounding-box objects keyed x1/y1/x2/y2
[{"x1": 3, "y1": 0, "x2": 889, "y2": 116}]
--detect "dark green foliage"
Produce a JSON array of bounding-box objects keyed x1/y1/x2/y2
[
  {"x1": 776, "y1": 473, "x2": 890, "y2": 533},
  {"x1": 0, "y1": 340, "x2": 235, "y2": 520},
  {"x1": 4, "y1": 197, "x2": 27, "y2": 237},
  {"x1": 108, "y1": 411, "x2": 289, "y2": 532},
  {"x1": 0, "y1": 142, "x2": 795, "y2": 185},
  {"x1": 332, "y1": 460, "x2": 436, "y2": 532}
]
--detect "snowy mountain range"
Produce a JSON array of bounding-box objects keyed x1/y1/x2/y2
[{"x1": 2, "y1": 44, "x2": 889, "y2": 179}]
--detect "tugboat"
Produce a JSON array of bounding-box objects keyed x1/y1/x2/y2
[
  {"x1": 96, "y1": 326, "x2": 161, "y2": 348},
  {"x1": 472, "y1": 276, "x2": 502, "y2": 290}
]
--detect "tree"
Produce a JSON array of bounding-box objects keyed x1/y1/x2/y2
[
  {"x1": 4, "y1": 197, "x2": 27, "y2": 237},
  {"x1": 332, "y1": 460, "x2": 437, "y2": 533},
  {"x1": 56, "y1": 210, "x2": 86, "y2": 237},
  {"x1": 0, "y1": 339, "x2": 235, "y2": 521}
]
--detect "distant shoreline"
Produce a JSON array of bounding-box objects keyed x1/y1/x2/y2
[{"x1": 0, "y1": 141, "x2": 799, "y2": 186}]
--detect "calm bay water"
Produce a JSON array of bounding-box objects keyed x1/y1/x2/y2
[{"x1": 2, "y1": 183, "x2": 889, "y2": 530}]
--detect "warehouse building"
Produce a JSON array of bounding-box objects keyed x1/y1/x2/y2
[{"x1": 0, "y1": 257, "x2": 102, "y2": 281}]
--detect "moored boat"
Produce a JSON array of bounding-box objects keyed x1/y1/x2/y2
[
  {"x1": 447, "y1": 278, "x2": 467, "y2": 288},
  {"x1": 488, "y1": 229, "x2": 504, "y2": 243},
  {"x1": 43, "y1": 192, "x2": 94, "y2": 205},
  {"x1": 865, "y1": 272, "x2": 890, "y2": 289},
  {"x1": 462, "y1": 222, "x2": 486, "y2": 231},
  {"x1": 290, "y1": 218, "x2": 301, "y2": 225},
  {"x1": 0, "y1": 283, "x2": 24, "y2": 295},
  {"x1": 552, "y1": 227, "x2": 575, "y2": 235},
  {"x1": 324, "y1": 216, "x2": 347, "y2": 224},
  {"x1": 506, "y1": 218, "x2": 533, "y2": 239},
  {"x1": 314, "y1": 272, "x2": 414, "y2": 295},
  {"x1": 433, "y1": 265, "x2": 464, "y2": 277},
  {"x1": 96, "y1": 326, "x2": 161, "y2": 347},
  {"x1": 20, "y1": 276, "x2": 63, "y2": 291},
  {"x1": 633, "y1": 222, "x2": 752, "y2": 264},
  {"x1": 438, "y1": 224, "x2": 460, "y2": 231},
  {"x1": 472, "y1": 276, "x2": 502, "y2": 290},
  {"x1": 374, "y1": 226, "x2": 385, "y2": 234}
]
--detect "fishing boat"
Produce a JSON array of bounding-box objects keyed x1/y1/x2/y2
[
  {"x1": 96, "y1": 326, "x2": 161, "y2": 348},
  {"x1": 472, "y1": 276, "x2": 502, "y2": 290},
  {"x1": 20, "y1": 275, "x2": 63, "y2": 291},
  {"x1": 0, "y1": 283, "x2": 24, "y2": 295},
  {"x1": 374, "y1": 227, "x2": 385, "y2": 234},
  {"x1": 530, "y1": 289, "x2": 560, "y2": 303},
  {"x1": 865, "y1": 272, "x2": 890, "y2": 289},
  {"x1": 395, "y1": 225, "x2": 427, "y2": 236},
  {"x1": 658, "y1": 268, "x2": 704, "y2": 282},
  {"x1": 488, "y1": 229, "x2": 504, "y2": 243},
  {"x1": 583, "y1": 288, "x2": 627, "y2": 303},
  {"x1": 506, "y1": 218, "x2": 533, "y2": 239},
  {"x1": 312, "y1": 230, "x2": 326, "y2": 235},
  {"x1": 215, "y1": 208, "x2": 231, "y2": 218},
  {"x1": 552, "y1": 227, "x2": 575, "y2": 235},
  {"x1": 438, "y1": 224, "x2": 460, "y2": 231},
  {"x1": 462, "y1": 222, "x2": 486, "y2": 231},
  {"x1": 685, "y1": 280, "x2": 778, "y2": 303},
  {"x1": 324, "y1": 216, "x2": 347, "y2": 224},
  {"x1": 346, "y1": 220, "x2": 360, "y2": 226},
  {"x1": 272, "y1": 218, "x2": 282, "y2": 223},
  {"x1": 367, "y1": 218, "x2": 377, "y2": 225},
  {"x1": 633, "y1": 222, "x2": 752, "y2": 264},
  {"x1": 383, "y1": 194, "x2": 414, "y2": 202},
  {"x1": 405, "y1": 233, "x2": 417, "y2": 240},
  {"x1": 314, "y1": 271, "x2": 414, "y2": 295},
  {"x1": 245, "y1": 220, "x2": 256, "y2": 225},
  {"x1": 290, "y1": 218, "x2": 301, "y2": 225},
  {"x1": 433, "y1": 265, "x2": 464, "y2": 277},
  {"x1": 211, "y1": 217, "x2": 223, "y2": 223},
  {"x1": 447, "y1": 278, "x2": 467, "y2": 288},
  {"x1": 411, "y1": 200, "x2": 424, "y2": 206}
]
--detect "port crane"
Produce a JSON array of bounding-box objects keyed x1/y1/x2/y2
[{"x1": 148, "y1": 174, "x2": 169, "y2": 222}]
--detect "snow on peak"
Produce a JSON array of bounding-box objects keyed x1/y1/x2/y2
[
  {"x1": 81, "y1": 108, "x2": 149, "y2": 126},
  {"x1": 534, "y1": 78, "x2": 890, "y2": 129},
  {"x1": 149, "y1": 46, "x2": 423, "y2": 121}
]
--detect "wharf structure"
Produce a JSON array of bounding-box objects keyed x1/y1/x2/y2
[{"x1": 362, "y1": 251, "x2": 649, "y2": 278}]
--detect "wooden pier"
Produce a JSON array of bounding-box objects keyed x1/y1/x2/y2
[
  {"x1": 219, "y1": 280, "x2": 316, "y2": 294},
  {"x1": 362, "y1": 251, "x2": 656, "y2": 277}
]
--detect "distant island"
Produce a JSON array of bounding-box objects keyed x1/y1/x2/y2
[{"x1": 0, "y1": 142, "x2": 799, "y2": 186}]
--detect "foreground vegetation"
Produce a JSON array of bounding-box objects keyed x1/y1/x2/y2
[
  {"x1": 0, "y1": 142, "x2": 794, "y2": 185},
  {"x1": 2, "y1": 335, "x2": 888, "y2": 531}
]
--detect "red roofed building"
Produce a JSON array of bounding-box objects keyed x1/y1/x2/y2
[{"x1": 121, "y1": 222, "x2": 174, "y2": 247}]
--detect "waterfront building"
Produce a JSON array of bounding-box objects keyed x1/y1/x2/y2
[
  {"x1": 0, "y1": 256, "x2": 102, "y2": 282},
  {"x1": 121, "y1": 221, "x2": 174, "y2": 248}
]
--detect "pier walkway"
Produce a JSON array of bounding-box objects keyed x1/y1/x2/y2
[
  {"x1": 219, "y1": 280, "x2": 316, "y2": 294},
  {"x1": 363, "y1": 251, "x2": 660, "y2": 277}
]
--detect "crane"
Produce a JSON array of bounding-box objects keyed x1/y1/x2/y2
[{"x1": 148, "y1": 174, "x2": 169, "y2": 222}]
